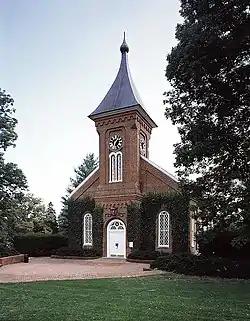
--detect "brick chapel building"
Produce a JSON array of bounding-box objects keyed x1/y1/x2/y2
[{"x1": 69, "y1": 35, "x2": 196, "y2": 258}]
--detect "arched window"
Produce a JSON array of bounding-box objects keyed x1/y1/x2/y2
[
  {"x1": 116, "y1": 153, "x2": 122, "y2": 181},
  {"x1": 110, "y1": 154, "x2": 116, "y2": 182},
  {"x1": 158, "y1": 211, "x2": 170, "y2": 247},
  {"x1": 83, "y1": 213, "x2": 92, "y2": 246},
  {"x1": 109, "y1": 152, "x2": 122, "y2": 183}
]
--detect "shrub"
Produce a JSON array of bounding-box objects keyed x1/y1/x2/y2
[
  {"x1": 150, "y1": 253, "x2": 250, "y2": 279},
  {"x1": 0, "y1": 247, "x2": 19, "y2": 258},
  {"x1": 198, "y1": 230, "x2": 250, "y2": 259},
  {"x1": 0, "y1": 219, "x2": 17, "y2": 258},
  {"x1": 51, "y1": 246, "x2": 101, "y2": 257},
  {"x1": 14, "y1": 233, "x2": 68, "y2": 256},
  {"x1": 127, "y1": 249, "x2": 161, "y2": 260}
]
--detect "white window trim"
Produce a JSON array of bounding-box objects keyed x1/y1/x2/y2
[
  {"x1": 83, "y1": 213, "x2": 92, "y2": 246},
  {"x1": 158, "y1": 211, "x2": 170, "y2": 248},
  {"x1": 109, "y1": 153, "x2": 116, "y2": 183},
  {"x1": 191, "y1": 218, "x2": 196, "y2": 248},
  {"x1": 109, "y1": 151, "x2": 123, "y2": 183}
]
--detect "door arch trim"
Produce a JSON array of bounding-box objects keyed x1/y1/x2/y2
[{"x1": 107, "y1": 219, "x2": 126, "y2": 258}]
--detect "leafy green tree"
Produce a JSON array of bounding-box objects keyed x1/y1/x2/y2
[
  {"x1": 0, "y1": 89, "x2": 28, "y2": 256},
  {"x1": 23, "y1": 194, "x2": 50, "y2": 234},
  {"x1": 14, "y1": 220, "x2": 34, "y2": 234},
  {"x1": 0, "y1": 89, "x2": 18, "y2": 151},
  {"x1": 45, "y1": 202, "x2": 58, "y2": 234},
  {"x1": 164, "y1": 1, "x2": 250, "y2": 243},
  {"x1": 11, "y1": 193, "x2": 51, "y2": 234},
  {"x1": 58, "y1": 153, "x2": 98, "y2": 235}
]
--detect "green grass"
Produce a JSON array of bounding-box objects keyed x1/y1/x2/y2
[{"x1": 0, "y1": 276, "x2": 249, "y2": 321}]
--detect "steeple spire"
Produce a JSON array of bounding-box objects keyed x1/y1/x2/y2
[
  {"x1": 120, "y1": 31, "x2": 129, "y2": 54},
  {"x1": 89, "y1": 33, "x2": 157, "y2": 128}
]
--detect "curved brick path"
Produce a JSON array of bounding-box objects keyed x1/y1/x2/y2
[{"x1": 0, "y1": 257, "x2": 164, "y2": 283}]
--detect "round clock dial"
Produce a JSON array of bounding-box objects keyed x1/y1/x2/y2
[
  {"x1": 109, "y1": 135, "x2": 123, "y2": 151},
  {"x1": 140, "y1": 135, "x2": 146, "y2": 156}
]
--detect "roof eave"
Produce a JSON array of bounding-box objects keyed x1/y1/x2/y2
[
  {"x1": 88, "y1": 105, "x2": 157, "y2": 128},
  {"x1": 140, "y1": 155, "x2": 178, "y2": 183},
  {"x1": 68, "y1": 166, "x2": 99, "y2": 199}
]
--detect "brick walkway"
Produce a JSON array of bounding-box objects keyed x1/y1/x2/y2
[{"x1": 0, "y1": 257, "x2": 164, "y2": 283}]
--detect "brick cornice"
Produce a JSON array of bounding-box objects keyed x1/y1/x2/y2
[
  {"x1": 94, "y1": 112, "x2": 152, "y2": 134},
  {"x1": 96, "y1": 114, "x2": 136, "y2": 127}
]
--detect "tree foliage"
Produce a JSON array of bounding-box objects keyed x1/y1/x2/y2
[
  {"x1": 164, "y1": 1, "x2": 250, "y2": 243},
  {"x1": 0, "y1": 158, "x2": 27, "y2": 214},
  {"x1": 0, "y1": 89, "x2": 18, "y2": 151},
  {"x1": 0, "y1": 89, "x2": 28, "y2": 256},
  {"x1": 11, "y1": 194, "x2": 57, "y2": 235},
  {"x1": 67, "y1": 153, "x2": 98, "y2": 195},
  {"x1": 44, "y1": 201, "x2": 58, "y2": 234}
]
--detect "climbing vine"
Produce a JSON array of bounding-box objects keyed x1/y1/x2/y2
[
  {"x1": 67, "y1": 197, "x2": 103, "y2": 254},
  {"x1": 127, "y1": 202, "x2": 141, "y2": 249},
  {"x1": 127, "y1": 192, "x2": 191, "y2": 253},
  {"x1": 68, "y1": 192, "x2": 192, "y2": 256}
]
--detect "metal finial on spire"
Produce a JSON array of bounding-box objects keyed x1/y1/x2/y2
[{"x1": 120, "y1": 31, "x2": 129, "y2": 54}]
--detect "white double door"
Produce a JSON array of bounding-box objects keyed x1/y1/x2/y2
[{"x1": 107, "y1": 219, "x2": 126, "y2": 258}]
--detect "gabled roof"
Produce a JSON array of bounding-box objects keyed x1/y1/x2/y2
[
  {"x1": 89, "y1": 33, "x2": 157, "y2": 128},
  {"x1": 69, "y1": 156, "x2": 178, "y2": 199},
  {"x1": 140, "y1": 155, "x2": 178, "y2": 183},
  {"x1": 68, "y1": 166, "x2": 99, "y2": 199}
]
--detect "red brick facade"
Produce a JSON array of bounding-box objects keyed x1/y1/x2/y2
[{"x1": 71, "y1": 110, "x2": 180, "y2": 257}]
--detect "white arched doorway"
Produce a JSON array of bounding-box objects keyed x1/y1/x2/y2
[{"x1": 107, "y1": 219, "x2": 126, "y2": 258}]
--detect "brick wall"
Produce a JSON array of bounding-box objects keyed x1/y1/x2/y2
[{"x1": 0, "y1": 254, "x2": 25, "y2": 266}]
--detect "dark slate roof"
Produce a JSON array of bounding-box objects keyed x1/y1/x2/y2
[{"x1": 89, "y1": 34, "x2": 157, "y2": 128}]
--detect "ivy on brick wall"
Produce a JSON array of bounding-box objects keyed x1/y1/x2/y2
[
  {"x1": 92, "y1": 205, "x2": 104, "y2": 254},
  {"x1": 127, "y1": 202, "x2": 141, "y2": 249},
  {"x1": 67, "y1": 197, "x2": 103, "y2": 254},
  {"x1": 127, "y1": 192, "x2": 190, "y2": 253}
]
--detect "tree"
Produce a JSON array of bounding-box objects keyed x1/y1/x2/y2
[
  {"x1": 57, "y1": 209, "x2": 69, "y2": 236},
  {"x1": 0, "y1": 89, "x2": 18, "y2": 151},
  {"x1": 0, "y1": 89, "x2": 28, "y2": 256},
  {"x1": 12, "y1": 193, "x2": 51, "y2": 234},
  {"x1": 58, "y1": 153, "x2": 98, "y2": 235},
  {"x1": 164, "y1": 1, "x2": 250, "y2": 243},
  {"x1": 45, "y1": 202, "x2": 58, "y2": 234},
  {"x1": 67, "y1": 153, "x2": 98, "y2": 195}
]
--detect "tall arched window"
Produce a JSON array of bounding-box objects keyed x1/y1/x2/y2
[
  {"x1": 158, "y1": 211, "x2": 170, "y2": 247},
  {"x1": 110, "y1": 154, "x2": 116, "y2": 182},
  {"x1": 83, "y1": 213, "x2": 92, "y2": 246},
  {"x1": 109, "y1": 152, "x2": 122, "y2": 183},
  {"x1": 116, "y1": 152, "x2": 122, "y2": 181}
]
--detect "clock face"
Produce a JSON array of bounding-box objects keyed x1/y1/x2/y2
[
  {"x1": 140, "y1": 135, "x2": 146, "y2": 156},
  {"x1": 109, "y1": 134, "x2": 123, "y2": 151}
]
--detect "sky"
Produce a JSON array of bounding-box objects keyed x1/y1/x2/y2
[{"x1": 1, "y1": 0, "x2": 182, "y2": 214}]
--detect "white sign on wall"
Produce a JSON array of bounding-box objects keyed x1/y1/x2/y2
[{"x1": 129, "y1": 242, "x2": 133, "y2": 248}]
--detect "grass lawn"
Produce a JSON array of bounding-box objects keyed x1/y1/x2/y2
[{"x1": 0, "y1": 275, "x2": 249, "y2": 321}]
